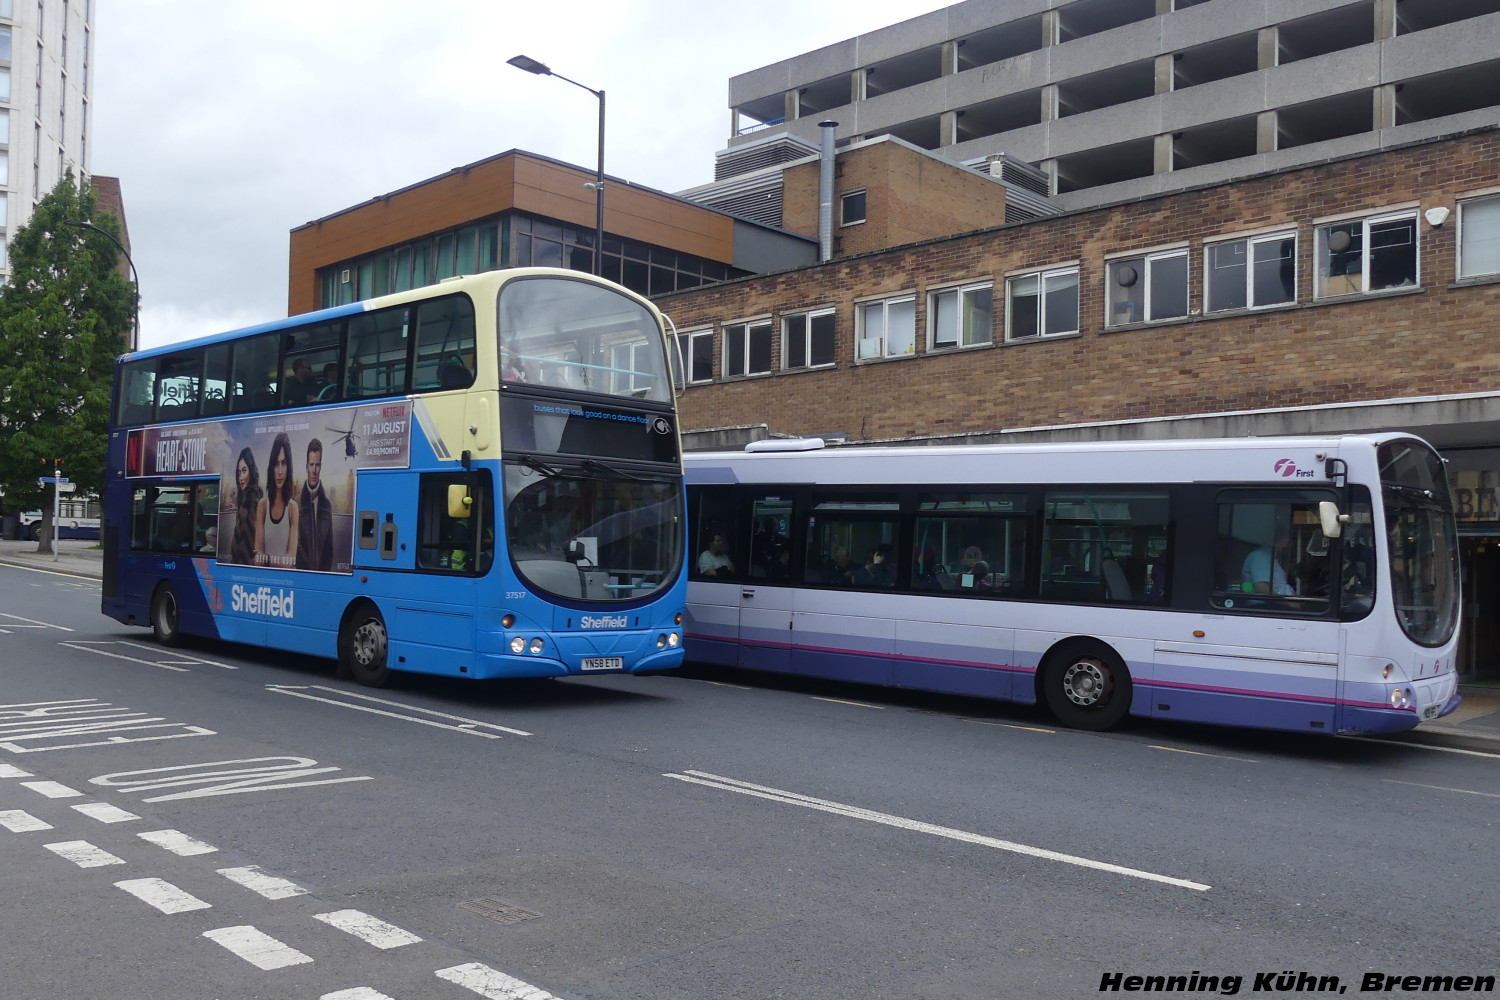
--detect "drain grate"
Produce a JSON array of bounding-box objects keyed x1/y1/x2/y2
[{"x1": 457, "y1": 896, "x2": 542, "y2": 924}]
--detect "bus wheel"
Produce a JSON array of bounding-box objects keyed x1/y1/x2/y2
[
  {"x1": 1041, "y1": 644, "x2": 1132, "y2": 732},
  {"x1": 151, "y1": 584, "x2": 184, "y2": 648},
  {"x1": 339, "y1": 606, "x2": 391, "y2": 687}
]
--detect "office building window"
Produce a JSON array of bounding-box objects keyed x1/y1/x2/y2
[
  {"x1": 783, "y1": 308, "x2": 836, "y2": 369},
  {"x1": 1316, "y1": 211, "x2": 1418, "y2": 297},
  {"x1": 0, "y1": 68, "x2": 8, "y2": 102},
  {"x1": 1007, "y1": 267, "x2": 1079, "y2": 340},
  {"x1": 1206, "y1": 232, "x2": 1297, "y2": 312},
  {"x1": 724, "y1": 319, "x2": 772, "y2": 377},
  {"x1": 0, "y1": 150, "x2": 7, "y2": 186},
  {"x1": 1459, "y1": 195, "x2": 1500, "y2": 280},
  {"x1": 929, "y1": 281, "x2": 993, "y2": 350},
  {"x1": 840, "y1": 189, "x2": 866, "y2": 226},
  {"x1": 857, "y1": 295, "x2": 916, "y2": 359},
  {"x1": 0, "y1": 1, "x2": 12, "y2": 20},
  {"x1": 0, "y1": 25, "x2": 10, "y2": 61},
  {"x1": 672, "y1": 329, "x2": 714, "y2": 387},
  {"x1": 1107, "y1": 248, "x2": 1188, "y2": 326}
]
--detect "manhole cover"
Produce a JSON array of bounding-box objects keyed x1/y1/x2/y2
[{"x1": 457, "y1": 897, "x2": 541, "y2": 924}]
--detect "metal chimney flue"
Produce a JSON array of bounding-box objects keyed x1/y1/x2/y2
[{"x1": 817, "y1": 120, "x2": 837, "y2": 262}]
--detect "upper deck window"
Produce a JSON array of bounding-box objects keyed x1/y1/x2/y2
[{"x1": 498, "y1": 276, "x2": 670, "y2": 404}]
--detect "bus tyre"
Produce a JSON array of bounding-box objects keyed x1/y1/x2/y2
[
  {"x1": 151, "y1": 584, "x2": 184, "y2": 648},
  {"x1": 339, "y1": 606, "x2": 391, "y2": 688},
  {"x1": 1042, "y1": 644, "x2": 1132, "y2": 732}
]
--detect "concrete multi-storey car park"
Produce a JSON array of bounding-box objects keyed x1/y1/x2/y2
[{"x1": 716, "y1": 0, "x2": 1500, "y2": 206}]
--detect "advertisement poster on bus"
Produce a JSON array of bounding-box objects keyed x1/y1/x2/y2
[{"x1": 128, "y1": 400, "x2": 413, "y2": 573}]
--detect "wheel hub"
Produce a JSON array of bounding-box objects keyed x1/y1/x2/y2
[
  {"x1": 1062, "y1": 658, "x2": 1111, "y2": 708},
  {"x1": 352, "y1": 621, "x2": 386, "y2": 666}
]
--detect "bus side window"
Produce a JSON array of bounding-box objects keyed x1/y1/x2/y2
[
  {"x1": 412, "y1": 295, "x2": 476, "y2": 392},
  {"x1": 347, "y1": 306, "x2": 412, "y2": 399},
  {"x1": 416, "y1": 473, "x2": 491, "y2": 574},
  {"x1": 691, "y1": 486, "x2": 740, "y2": 582},
  {"x1": 116, "y1": 359, "x2": 158, "y2": 427}
]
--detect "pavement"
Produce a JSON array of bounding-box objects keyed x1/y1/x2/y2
[{"x1": 3, "y1": 536, "x2": 1498, "y2": 745}]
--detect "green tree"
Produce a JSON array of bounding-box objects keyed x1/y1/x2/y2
[{"x1": 0, "y1": 171, "x2": 135, "y2": 552}]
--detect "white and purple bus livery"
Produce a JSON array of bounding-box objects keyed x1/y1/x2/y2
[{"x1": 684, "y1": 433, "x2": 1460, "y2": 735}]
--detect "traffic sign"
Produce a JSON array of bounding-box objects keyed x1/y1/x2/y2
[
  {"x1": 56, "y1": 482, "x2": 76, "y2": 493},
  {"x1": 37, "y1": 477, "x2": 69, "y2": 485}
]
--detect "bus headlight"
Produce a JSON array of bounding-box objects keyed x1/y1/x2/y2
[
  {"x1": 510, "y1": 637, "x2": 526, "y2": 654},
  {"x1": 656, "y1": 634, "x2": 667, "y2": 649},
  {"x1": 1390, "y1": 687, "x2": 1411, "y2": 709},
  {"x1": 529, "y1": 638, "x2": 545, "y2": 655},
  {"x1": 668, "y1": 632, "x2": 680, "y2": 647}
]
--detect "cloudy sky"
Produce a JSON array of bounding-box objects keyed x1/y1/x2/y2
[{"x1": 91, "y1": 0, "x2": 953, "y2": 349}]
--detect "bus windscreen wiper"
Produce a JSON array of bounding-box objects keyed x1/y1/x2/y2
[{"x1": 581, "y1": 458, "x2": 644, "y2": 481}]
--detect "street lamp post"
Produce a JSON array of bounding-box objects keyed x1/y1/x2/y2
[
  {"x1": 507, "y1": 54, "x2": 605, "y2": 276},
  {"x1": 64, "y1": 219, "x2": 140, "y2": 351}
]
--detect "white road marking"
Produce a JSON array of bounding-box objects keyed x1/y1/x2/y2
[
  {"x1": 811, "y1": 696, "x2": 885, "y2": 709},
  {"x1": 138, "y1": 829, "x2": 217, "y2": 856},
  {"x1": 667, "y1": 769, "x2": 1212, "y2": 892},
  {"x1": 1343, "y1": 734, "x2": 1500, "y2": 760},
  {"x1": 266, "y1": 684, "x2": 532, "y2": 738},
  {"x1": 60, "y1": 641, "x2": 190, "y2": 672},
  {"x1": 313, "y1": 909, "x2": 423, "y2": 949},
  {"x1": 71, "y1": 802, "x2": 140, "y2": 824},
  {"x1": 118, "y1": 640, "x2": 238, "y2": 669},
  {"x1": 21, "y1": 780, "x2": 82, "y2": 798},
  {"x1": 45, "y1": 840, "x2": 126, "y2": 868},
  {"x1": 91, "y1": 756, "x2": 369, "y2": 803},
  {"x1": 202, "y1": 925, "x2": 313, "y2": 970},
  {"x1": 217, "y1": 865, "x2": 308, "y2": 900},
  {"x1": 435, "y1": 962, "x2": 559, "y2": 999},
  {"x1": 1148, "y1": 745, "x2": 1259, "y2": 763},
  {"x1": 1383, "y1": 778, "x2": 1500, "y2": 800},
  {"x1": 322, "y1": 990, "x2": 397, "y2": 1000},
  {"x1": 0, "y1": 613, "x2": 73, "y2": 631},
  {"x1": 0, "y1": 763, "x2": 33, "y2": 777},
  {"x1": 0, "y1": 809, "x2": 52, "y2": 832},
  {"x1": 115, "y1": 878, "x2": 212, "y2": 914}
]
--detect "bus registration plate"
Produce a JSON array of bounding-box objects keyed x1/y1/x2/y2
[
  {"x1": 1422, "y1": 703, "x2": 1441, "y2": 720},
  {"x1": 581, "y1": 657, "x2": 625, "y2": 671}
]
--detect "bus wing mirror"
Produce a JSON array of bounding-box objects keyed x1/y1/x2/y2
[
  {"x1": 447, "y1": 484, "x2": 473, "y2": 519},
  {"x1": 1318, "y1": 501, "x2": 1350, "y2": 539},
  {"x1": 565, "y1": 539, "x2": 586, "y2": 564}
]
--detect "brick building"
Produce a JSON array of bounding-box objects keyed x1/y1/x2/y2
[{"x1": 656, "y1": 126, "x2": 1500, "y2": 679}]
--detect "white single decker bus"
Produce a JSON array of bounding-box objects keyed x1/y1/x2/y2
[{"x1": 683, "y1": 433, "x2": 1460, "y2": 734}]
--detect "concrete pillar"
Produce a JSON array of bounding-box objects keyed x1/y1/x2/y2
[
  {"x1": 942, "y1": 40, "x2": 959, "y2": 76},
  {"x1": 1374, "y1": 0, "x2": 1397, "y2": 40},
  {"x1": 1155, "y1": 53, "x2": 1174, "y2": 95},
  {"x1": 1040, "y1": 159, "x2": 1059, "y2": 197},
  {"x1": 784, "y1": 90, "x2": 799, "y2": 122},
  {"x1": 1154, "y1": 133, "x2": 1174, "y2": 174},
  {"x1": 940, "y1": 110, "x2": 958, "y2": 147},
  {"x1": 1042, "y1": 9, "x2": 1059, "y2": 46},
  {"x1": 1257, "y1": 26, "x2": 1278, "y2": 70},
  {"x1": 1042, "y1": 84, "x2": 1059, "y2": 122},
  {"x1": 851, "y1": 68, "x2": 867, "y2": 104},
  {"x1": 1374, "y1": 83, "x2": 1397, "y2": 130},
  {"x1": 731, "y1": 108, "x2": 739, "y2": 139},
  {"x1": 1257, "y1": 110, "x2": 1278, "y2": 153}
]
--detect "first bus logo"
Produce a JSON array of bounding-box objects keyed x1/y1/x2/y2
[{"x1": 1274, "y1": 458, "x2": 1316, "y2": 479}]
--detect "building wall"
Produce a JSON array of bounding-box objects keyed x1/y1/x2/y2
[
  {"x1": 780, "y1": 138, "x2": 1010, "y2": 257},
  {"x1": 657, "y1": 129, "x2": 1500, "y2": 443},
  {"x1": 288, "y1": 151, "x2": 738, "y2": 315},
  {"x1": 1, "y1": 0, "x2": 94, "y2": 279}
]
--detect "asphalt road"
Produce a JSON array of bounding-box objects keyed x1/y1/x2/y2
[{"x1": 1, "y1": 560, "x2": 1497, "y2": 1000}]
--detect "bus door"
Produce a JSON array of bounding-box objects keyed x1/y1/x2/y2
[
  {"x1": 684, "y1": 485, "x2": 742, "y2": 667},
  {"x1": 738, "y1": 496, "x2": 795, "y2": 675}
]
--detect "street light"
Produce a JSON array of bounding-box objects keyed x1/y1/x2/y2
[
  {"x1": 507, "y1": 54, "x2": 605, "y2": 276},
  {"x1": 65, "y1": 218, "x2": 140, "y2": 352}
]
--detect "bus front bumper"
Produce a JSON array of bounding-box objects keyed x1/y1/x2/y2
[{"x1": 471, "y1": 645, "x2": 685, "y2": 680}]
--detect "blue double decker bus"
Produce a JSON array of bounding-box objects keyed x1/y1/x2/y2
[{"x1": 102, "y1": 269, "x2": 686, "y2": 686}]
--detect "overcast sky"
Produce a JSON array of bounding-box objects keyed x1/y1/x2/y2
[{"x1": 91, "y1": 0, "x2": 953, "y2": 350}]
